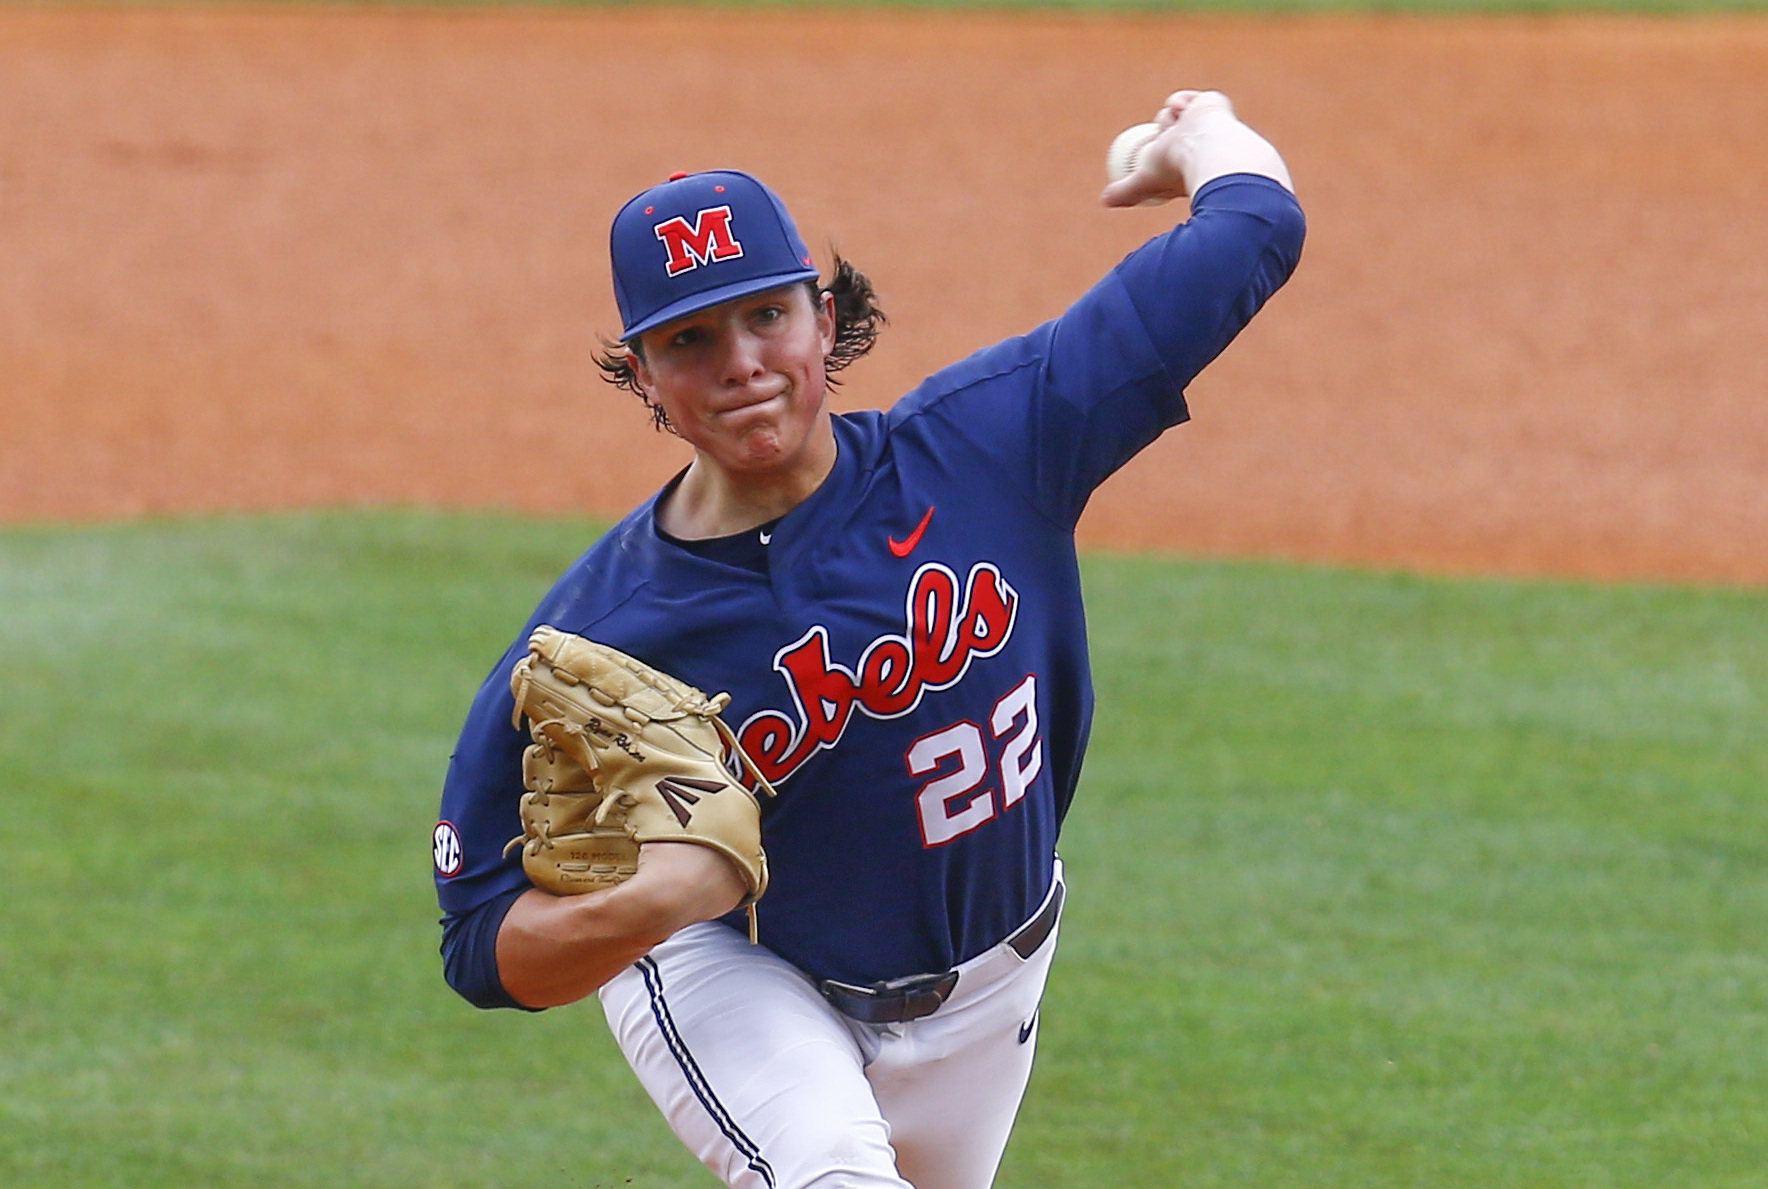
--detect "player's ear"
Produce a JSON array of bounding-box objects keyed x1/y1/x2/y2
[
  {"x1": 626, "y1": 339, "x2": 655, "y2": 394},
  {"x1": 816, "y1": 288, "x2": 837, "y2": 358}
]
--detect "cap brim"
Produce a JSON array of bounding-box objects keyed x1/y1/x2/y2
[{"x1": 621, "y1": 267, "x2": 821, "y2": 342}]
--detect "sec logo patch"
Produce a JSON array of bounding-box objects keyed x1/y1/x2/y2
[{"x1": 433, "y1": 821, "x2": 463, "y2": 878}]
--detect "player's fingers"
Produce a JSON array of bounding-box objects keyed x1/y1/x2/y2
[
  {"x1": 1159, "y1": 89, "x2": 1205, "y2": 122},
  {"x1": 1100, "y1": 177, "x2": 1142, "y2": 207},
  {"x1": 1154, "y1": 92, "x2": 1187, "y2": 130},
  {"x1": 1101, "y1": 174, "x2": 1183, "y2": 208},
  {"x1": 1176, "y1": 90, "x2": 1235, "y2": 125},
  {"x1": 1103, "y1": 121, "x2": 1188, "y2": 207}
]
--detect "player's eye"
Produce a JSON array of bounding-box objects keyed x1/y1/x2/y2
[{"x1": 668, "y1": 326, "x2": 704, "y2": 349}]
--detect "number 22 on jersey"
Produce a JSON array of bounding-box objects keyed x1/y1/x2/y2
[{"x1": 907, "y1": 673, "x2": 1042, "y2": 847}]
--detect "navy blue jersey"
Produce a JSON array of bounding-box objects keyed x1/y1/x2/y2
[{"x1": 436, "y1": 174, "x2": 1305, "y2": 988}]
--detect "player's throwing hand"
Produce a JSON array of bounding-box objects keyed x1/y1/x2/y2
[{"x1": 1102, "y1": 89, "x2": 1294, "y2": 208}]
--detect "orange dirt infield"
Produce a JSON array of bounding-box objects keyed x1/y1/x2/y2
[{"x1": 2, "y1": 8, "x2": 1764, "y2": 584}]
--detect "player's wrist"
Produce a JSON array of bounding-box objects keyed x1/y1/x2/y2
[
  {"x1": 1175, "y1": 110, "x2": 1293, "y2": 196},
  {"x1": 624, "y1": 843, "x2": 748, "y2": 929}
]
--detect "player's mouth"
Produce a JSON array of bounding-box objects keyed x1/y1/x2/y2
[{"x1": 713, "y1": 384, "x2": 791, "y2": 417}]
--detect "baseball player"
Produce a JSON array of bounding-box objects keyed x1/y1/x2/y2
[{"x1": 435, "y1": 90, "x2": 1303, "y2": 1188}]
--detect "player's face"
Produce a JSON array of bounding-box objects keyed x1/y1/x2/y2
[{"x1": 631, "y1": 285, "x2": 838, "y2": 480}]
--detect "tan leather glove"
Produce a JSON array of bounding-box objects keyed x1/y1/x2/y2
[{"x1": 503, "y1": 625, "x2": 775, "y2": 937}]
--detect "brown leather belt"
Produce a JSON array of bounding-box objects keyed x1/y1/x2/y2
[{"x1": 818, "y1": 880, "x2": 1065, "y2": 1024}]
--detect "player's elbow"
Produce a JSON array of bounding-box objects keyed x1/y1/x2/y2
[
  {"x1": 1236, "y1": 186, "x2": 1307, "y2": 309},
  {"x1": 1235, "y1": 178, "x2": 1306, "y2": 291},
  {"x1": 493, "y1": 884, "x2": 679, "y2": 1009},
  {"x1": 1270, "y1": 190, "x2": 1306, "y2": 283},
  {"x1": 443, "y1": 942, "x2": 535, "y2": 1012},
  {"x1": 440, "y1": 891, "x2": 541, "y2": 1012},
  {"x1": 1192, "y1": 175, "x2": 1306, "y2": 302}
]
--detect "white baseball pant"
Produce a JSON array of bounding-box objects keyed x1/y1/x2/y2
[{"x1": 598, "y1": 867, "x2": 1064, "y2": 1189}]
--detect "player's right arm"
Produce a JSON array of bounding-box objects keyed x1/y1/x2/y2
[
  {"x1": 893, "y1": 103, "x2": 1303, "y2": 532},
  {"x1": 494, "y1": 842, "x2": 746, "y2": 1008}
]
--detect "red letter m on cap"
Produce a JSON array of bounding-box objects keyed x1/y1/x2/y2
[{"x1": 654, "y1": 206, "x2": 744, "y2": 277}]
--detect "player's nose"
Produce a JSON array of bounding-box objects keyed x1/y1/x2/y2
[{"x1": 718, "y1": 328, "x2": 767, "y2": 384}]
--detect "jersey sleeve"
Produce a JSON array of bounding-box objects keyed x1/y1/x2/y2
[
  {"x1": 433, "y1": 636, "x2": 536, "y2": 919},
  {"x1": 432, "y1": 524, "x2": 653, "y2": 940},
  {"x1": 893, "y1": 173, "x2": 1305, "y2": 529},
  {"x1": 439, "y1": 886, "x2": 537, "y2": 1011}
]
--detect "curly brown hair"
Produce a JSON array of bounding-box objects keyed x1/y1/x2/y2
[{"x1": 593, "y1": 254, "x2": 886, "y2": 433}]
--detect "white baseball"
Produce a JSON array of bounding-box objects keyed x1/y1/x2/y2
[{"x1": 1105, "y1": 122, "x2": 1169, "y2": 206}]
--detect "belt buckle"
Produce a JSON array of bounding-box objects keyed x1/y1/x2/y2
[{"x1": 819, "y1": 969, "x2": 959, "y2": 1024}]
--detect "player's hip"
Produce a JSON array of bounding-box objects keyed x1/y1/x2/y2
[{"x1": 815, "y1": 859, "x2": 1065, "y2": 1027}]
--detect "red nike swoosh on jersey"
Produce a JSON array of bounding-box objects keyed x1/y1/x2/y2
[{"x1": 887, "y1": 506, "x2": 935, "y2": 558}]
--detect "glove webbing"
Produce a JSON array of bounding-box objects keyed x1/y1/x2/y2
[{"x1": 507, "y1": 665, "x2": 779, "y2": 942}]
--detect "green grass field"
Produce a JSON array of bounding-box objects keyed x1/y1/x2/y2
[{"x1": 1, "y1": 509, "x2": 1763, "y2": 1186}]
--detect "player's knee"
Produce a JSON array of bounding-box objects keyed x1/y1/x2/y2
[
  {"x1": 796, "y1": 1170, "x2": 908, "y2": 1189},
  {"x1": 780, "y1": 1129, "x2": 907, "y2": 1189}
]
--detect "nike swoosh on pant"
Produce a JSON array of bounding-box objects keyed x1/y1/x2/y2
[
  {"x1": 887, "y1": 506, "x2": 935, "y2": 558},
  {"x1": 1018, "y1": 1011, "x2": 1039, "y2": 1044}
]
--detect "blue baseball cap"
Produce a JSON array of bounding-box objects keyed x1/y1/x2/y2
[{"x1": 611, "y1": 170, "x2": 820, "y2": 342}]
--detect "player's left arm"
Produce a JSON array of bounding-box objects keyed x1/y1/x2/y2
[{"x1": 495, "y1": 842, "x2": 747, "y2": 1008}]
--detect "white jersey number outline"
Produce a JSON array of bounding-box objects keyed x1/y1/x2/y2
[{"x1": 906, "y1": 674, "x2": 1043, "y2": 847}]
